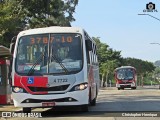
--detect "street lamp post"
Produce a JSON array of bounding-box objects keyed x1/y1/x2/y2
[{"x1": 138, "y1": 13, "x2": 160, "y2": 89}]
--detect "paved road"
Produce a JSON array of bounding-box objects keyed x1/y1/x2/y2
[{"x1": 1, "y1": 86, "x2": 160, "y2": 120}]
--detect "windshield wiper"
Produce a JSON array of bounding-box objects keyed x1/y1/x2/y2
[
  {"x1": 51, "y1": 54, "x2": 69, "y2": 74},
  {"x1": 27, "y1": 53, "x2": 44, "y2": 76}
]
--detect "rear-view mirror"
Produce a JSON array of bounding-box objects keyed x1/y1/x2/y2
[{"x1": 10, "y1": 36, "x2": 17, "y2": 54}]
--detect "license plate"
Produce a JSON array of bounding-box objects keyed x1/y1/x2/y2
[{"x1": 42, "y1": 102, "x2": 55, "y2": 107}]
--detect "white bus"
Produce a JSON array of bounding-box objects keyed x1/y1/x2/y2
[{"x1": 10, "y1": 26, "x2": 100, "y2": 112}]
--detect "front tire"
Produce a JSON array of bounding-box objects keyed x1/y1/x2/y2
[
  {"x1": 23, "y1": 107, "x2": 31, "y2": 113},
  {"x1": 131, "y1": 87, "x2": 136, "y2": 90},
  {"x1": 90, "y1": 98, "x2": 96, "y2": 106},
  {"x1": 80, "y1": 105, "x2": 88, "y2": 112},
  {"x1": 89, "y1": 85, "x2": 98, "y2": 106}
]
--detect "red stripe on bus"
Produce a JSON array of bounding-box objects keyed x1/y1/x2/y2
[
  {"x1": 14, "y1": 73, "x2": 48, "y2": 94},
  {"x1": 0, "y1": 95, "x2": 7, "y2": 104},
  {"x1": 14, "y1": 73, "x2": 22, "y2": 86},
  {"x1": 0, "y1": 59, "x2": 6, "y2": 65}
]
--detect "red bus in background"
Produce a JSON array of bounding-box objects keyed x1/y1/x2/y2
[{"x1": 114, "y1": 66, "x2": 137, "y2": 90}]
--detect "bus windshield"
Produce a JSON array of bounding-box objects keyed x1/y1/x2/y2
[
  {"x1": 15, "y1": 33, "x2": 83, "y2": 75},
  {"x1": 116, "y1": 68, "x2": 134, "y2": 80}
]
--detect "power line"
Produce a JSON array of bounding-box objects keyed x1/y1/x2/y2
[{"x1": 138, "y1": 13, "x2": 160, "y2": 22}]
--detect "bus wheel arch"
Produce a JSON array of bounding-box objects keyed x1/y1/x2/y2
[{"x1": 89, "y1": 84, "x2": 97, "y2": 106}]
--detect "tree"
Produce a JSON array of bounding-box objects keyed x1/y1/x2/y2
[
  {"x1": 122, "y1": 57, "x2": 155, "y2": 74},
  {"x1": 0, "y1": 0, "x2": 79, "y2": 47},
  {"x1": 93, "y1": 37, "x2": 122, "y2": 87},
  {"x1": 0, "y1": 0, "x2": 25, "y2": 47},
  {"x1": 100, "y1": 60, "x2": 119, "y2": 87},
  {"x1": 153, "y1": 67, "x2": 160, "y2": 84},
  {"x1": 17, "y1": 0, "x2": 78, "y2": 28}
]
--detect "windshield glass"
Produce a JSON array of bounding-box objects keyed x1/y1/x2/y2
[
  {"x1": 116, "y1": 68, "x2": 134, "y2": 80},
  {"x1": 15, "y1": 33, "x2": 83, "y2": 75}
]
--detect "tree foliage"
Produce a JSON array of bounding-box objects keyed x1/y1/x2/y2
[
  {"x1": 93, "y1": 37, "x2": 122, "y2": 86},
  {"x1": 92, "y1": 37, "x2": 156, "y2": 86},
  {"x1": 19, "y1": 0, "x2": 78, "y2": 28},
  {"x1": 0, "y1": 0, "x2": 24, "y2": 47},
  {"x1": 93, "y1": 37, "x2": 122, "y2": 66},
  {"x1": 0, "y1": 0, "x2": 78, "y2": 47},
  {"x1": 121, "y1": 57, "x2": 155, "y2": 75}
]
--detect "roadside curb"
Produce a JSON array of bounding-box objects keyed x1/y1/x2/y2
[{"x1": 0, "y1": 104, "x2": 21, "y2": 112}]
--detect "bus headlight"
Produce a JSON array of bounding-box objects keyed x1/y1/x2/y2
[
  {"x1": 70, "y1": 83, "x2": 88, "y2": 91},
  {"x1": 12, "y1": 87, "x2": 24, "y2": 93}
]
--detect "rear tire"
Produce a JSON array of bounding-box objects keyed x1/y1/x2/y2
[
  {"x1": 131, "y1": 87, "x2": 136, "y2": 90},
  {"x1": 23, "y1": 107, "x2": 31, "y2": 113},
  {"x1": 118, "y1": 88, "x2": 120, "y2": 90}
]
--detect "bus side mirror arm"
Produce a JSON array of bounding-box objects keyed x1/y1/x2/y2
[{"x1": 10, "y1": 36, "x2": 17, "y2": 54}]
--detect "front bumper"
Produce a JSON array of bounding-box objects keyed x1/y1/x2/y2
[
  {"x1": 116, "y1": 83, "x2": 136, "y2": 88},
  {"x1": 12, "y1": 89, "x2": 89, "y2": 108}
]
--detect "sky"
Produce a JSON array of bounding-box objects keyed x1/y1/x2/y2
[{"x1": 71, "y1": 0, "x2": 160, "y2": 63}]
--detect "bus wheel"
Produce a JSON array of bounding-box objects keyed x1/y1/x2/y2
[
  {"x1": 118, "y1": 88, "x2": 120, "y2": 90},
  {"x1": 132, "y1": 87, "x2": 136, "y2": 90},
  {"x1": 90, "y1": 87, "x2": 97, "y2": 106},
  {"x1": 80, "y1": 105, "x2": 88, "y2": 112},
  {"x1": 23, "y1": 107, "x2": 31, "y2": 113},
  {"x1": 90, "y1": 98, "x2": 96, "y2": 106}
]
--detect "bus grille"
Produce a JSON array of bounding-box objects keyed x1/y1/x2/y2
[
  {"x1": 122, "y1": 82, "x2": 132, "y2": 84},
  {"x1": 28, "y1": 84, "x2": 70, "y2": 92},
  {"x1": 21, "y1": 97, "x2": 77, "y2": 103}
]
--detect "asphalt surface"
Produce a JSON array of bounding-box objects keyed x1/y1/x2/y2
[{"x1": 0, "y1": 85, "x2": 160, "y2": 120}]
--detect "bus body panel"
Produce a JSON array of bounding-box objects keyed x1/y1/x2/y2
[
  {"x1": 12, "y1": 88, "x2": 89, "y2": 107},
  {"x1": 12, "y1": 68, "x2": 90, "y2": 107}
]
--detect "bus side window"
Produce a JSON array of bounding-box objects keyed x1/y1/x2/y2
[
  {"x1": 86, "y1": 47, "x2": 90, "y2": 64},
  {"x1": 85, "y1": 39, "x2": 92, "y2": 64}
]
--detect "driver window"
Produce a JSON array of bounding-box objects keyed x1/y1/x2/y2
[{"x1": 57, "y1": 47, "x2": 69, "y2": 61}]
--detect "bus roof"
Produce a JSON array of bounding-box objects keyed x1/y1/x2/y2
[
  {"x1": 18, "y1": 26, "x2": 84, "y2": 37},
  {"x1": 0, "y1": 45, "x2": 11, "y2": 57},
  {"x1": 115, "y1": 66, "x2": 135, "y2": 70}
]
